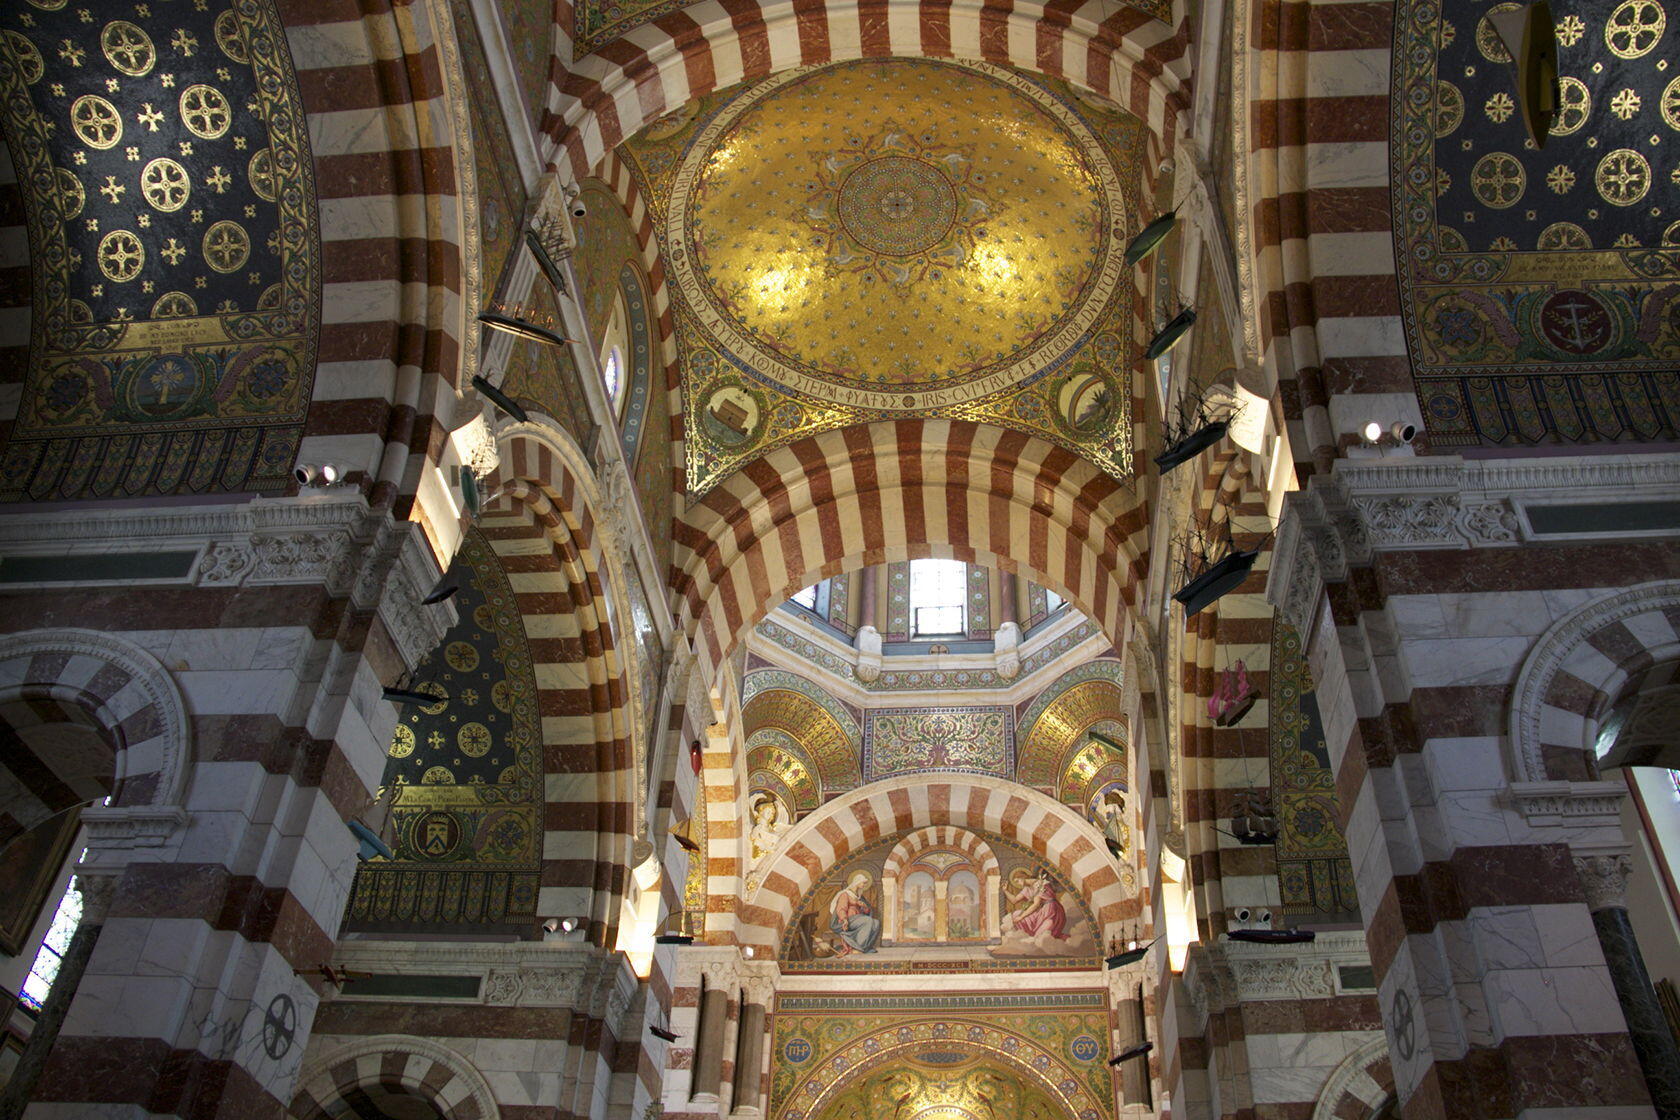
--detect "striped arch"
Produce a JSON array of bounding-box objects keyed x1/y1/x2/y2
[
  {"x1": 0, "y1": 630, "x2": 191, "y2": 851},
  {"x1": 673, "y1": 420, "x2": 1152, "y2": 681},
  {"x1": 544, "y1": 0, "x2": 1193, "y2": 177},
  {"x1": 882, "y1": 825, "x2": 1001, "y2": 884},
  {"x1": 289, "y1": 1035, "x2": 500, "y2": 1120},
  {"x1": 745, "y1": 731, "x2": 823, "y2": 812},
  {"x1": 1508, "y1": 580, "x2": 1680, "y2": 783},
  {"x1": 739, "y1": 774, "x2": 1135, "y2": 953},
  {"x1": 280, "y1": 0, "x2": 478, "y2": 509},
  {"x1": 480, "y1": 428, "x2": 640, "y2": 946},
  {"x1": 1311, "y1": 1035, "x2": 1396, "y2": 1120}
]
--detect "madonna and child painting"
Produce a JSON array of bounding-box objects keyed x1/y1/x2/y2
[{"x1": 784, "y1": 827, "x2": 1098, "y2": 968}]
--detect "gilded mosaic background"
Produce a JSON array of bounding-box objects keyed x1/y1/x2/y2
[
  {"x1": 861, "y1": 706, "x2": 1014, "y2": 782},
  {"x1": 348, "y1": 529, "x2": 542, "y2": 932},
  {"x1": 0, "y1": 0, "x2": 319, "y2": 499},
  {"x1": 1393, "y1": 0, "x2": 1680, "y2": 445},
  {"x1": 772, "y1": 992, "x2": 1111, "y2": 1120},
  {"x1": 622, "y1": 59, "x2": 1146, "y2": 495},
  {"x1": 1270, "y1": 618, "x2": 1357, "y2": 919}
]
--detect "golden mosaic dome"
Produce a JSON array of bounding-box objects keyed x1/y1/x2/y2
[{"x1": 667, "y1": 58, "x2": 1124, "y2": 412}]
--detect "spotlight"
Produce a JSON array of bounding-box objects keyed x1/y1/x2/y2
[
  {"x1": 422, "y1": 578, "x2": 459, "y2": 606},
  {"x1": 294, "y1": 463, "x2": 318, "y2": 485},
  {"x1": 742, "y1": 945, "x2": 754, "y2": 959},
  {"x1": 561, "y1": 917, "x2": 577, "y2": 933},
  {"x1": 319, "y1": 463, "x2": 341, "y2": 485},
  {"x1": 472, "y1": 375, "x2": 530, "y2": 424},
  {"x1": 1144, "y1": 308, "x2": 1196, "y2": 360},
  {"x1": 543, "y1": 918, "x2": 560, "y2": 933},
  {"x1": 650, "y1": 1025, "x2": 679, "y2": 1043},
  {"x1": 1124, "y1": 211, "x2": 1178, "y2": 266},
  {"x1": 1108, "y1": 1041, "x2": 1153, "y2": 1066},
  {"x1": 1391, "y1": 421, "x2": 1417, "y2": 444},
  {"x1": 1362, "y1": 420, "x2": 1383, "y2": 443},
  {"x1": 382, "y1": 686, "x2": 441, "y2": 708}
]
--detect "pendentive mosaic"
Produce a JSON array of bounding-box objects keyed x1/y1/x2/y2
[
  {"x1": 1392, "y1": 0, "x2": 1680, "y2": 446},
  {"x1": 0, "y1": 0, "x2": 319, "y2": 499}
]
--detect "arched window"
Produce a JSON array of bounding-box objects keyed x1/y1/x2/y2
[
  {"x1": 599, "y1": 291, "x2": 629, "y2": 419},
  {"x1": 789, "y1": 579, "x2": 830, "y2": 617},
  {"x1": 20, "y1": 866, "x2": 83, "y2": 1013},
  {"x1": 909, "y1": 559, "x2": 967, "y2": 637}
]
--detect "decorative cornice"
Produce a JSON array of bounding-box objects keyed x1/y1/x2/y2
[
  {"x1": 1507, "y1": 780, "x2": 1630, "y2": 859},
  {"x1": 331, "y1": 941, "x2": 630, "y2": 1011}
]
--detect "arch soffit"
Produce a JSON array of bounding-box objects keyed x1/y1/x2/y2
[
  {"x1": 1017, "y1": 662, "x2": 1128, "y2": 789},
  {"x1": 744, "y1": 773, "x2": 1127, "y2": 946},
  {"x1": 674, "y1": 421, "x2": 1151, "y2": 674},
  {"x1": 0, "y1": 629, "x2": 192, "y2": 811},
  {"x1": 291, "y1": 1033, "x2": 500, "y2": 1120},
  {"x1": 1508, "y1": 580, "x2": 1680, "y2": 783},
  {"x1": 555, "y1": 3, "x2": 1192, "y2": 175},
  {"x1": 742, "y1": 669, "x2": 862, "y2": 791},
  {"x1": 745, "y1": 730, "x2": 823, "y2": 810}
]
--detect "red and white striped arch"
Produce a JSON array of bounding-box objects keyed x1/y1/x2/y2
[
  {"x1": 481, "y1": 428, "x2": 641, "y2": 946},
  {"x1": 280, "y1": 0, "x2": 473, "y2": 511},
  {"x1": 882, "y1": 825, "x2": 1001, "y2": 883},
  {"x1": 544, "y1": 0, "x2": 1192, "y2": 177},
  {"x1": 672, "y1": 419, "x2": 1152, "y2": 678},
  {"x1": 738, "y1": 774, "x2": 1136, "y2": 954}
]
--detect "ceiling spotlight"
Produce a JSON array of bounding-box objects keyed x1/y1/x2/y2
[
  {"x1": 561, "y1": 917, "x2": 577, "y2": 933},
  {"x1": 1108, "y1": 1041, "x2": 1153, "y2": 1066},
  {"x1": 1391, "y1": 421, "x2": 1417, "y2": 444},
  {"x1": 1144, "y1": 308, "x2": 1196, "y2": 360},
  {"x1": 472, "y1": 375, "x2": 529, "y2": 424},
  {"x1": 1124, "y1": 211, "x2": 1178, "y2": 266},
  {"x1": 382, "y1": 686, "x2": 441, "y2": 708},
  {"x1": 319, "y1": 463, "x2": 341, "y2": 484},
  {"x1": 742, "y1": 945, "x2": 754, "y2": 959},
  {"x1": 294, "y1": 463, "x2": 318, "y2": 485},
  {"x1": 1362, "y1": 420, "x2": 1383, "y2": 443},
  {"x1": 542, "y1": 917, "x2": 560, "y2": 933}
]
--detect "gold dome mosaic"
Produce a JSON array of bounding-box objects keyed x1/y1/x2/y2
[{"x1": 624, "y1": 58, "x2": 1146, "y2": 494}]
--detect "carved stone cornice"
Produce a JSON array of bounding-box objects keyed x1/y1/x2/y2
[
  {"x1": 1574, "y1": 854, "x2": 1634, "y2": 912},
  {"x1": 331, "y1": 941, "x2": 628, "y2": 1011},
  {"x1": 1508, "y1": 780, "x2": 1630, "y2": 860},
  {"x1": 1267, "y1": 455, "x2": 1680, "y2": 634}
]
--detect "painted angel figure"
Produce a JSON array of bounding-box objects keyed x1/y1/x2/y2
[{"x1": 1001, "y1": 867, "x2": 1068, "y2": 939}]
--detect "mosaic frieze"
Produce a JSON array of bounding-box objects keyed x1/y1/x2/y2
[
  {"x1": 1393, "y1": 0, "x2": 1680, "y2": 445},
  {"x1": 862, "y1": 706, "x2": 1013, "y2": 782},
  {"x1": 0, "y1": 0, "x2": 319, "y2": 499},
  {"x1": 348, "y1": 529, "x2": 542, "y2": 931},
  {"x1": 622, "y1": 59, "x2": 1143, "y2": 496}
]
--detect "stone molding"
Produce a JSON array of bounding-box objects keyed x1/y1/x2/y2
[
  {"x1": 332, "y1": 941, "x2": 630, "y2": 1013},
  {"x1": 1184, "y1": 932, "x2": 1372, "y2": 1020},
  {"x1": 1574, "y1": 854, "x2": 1635, "y2": 912},
  {"x1": 1268, "y1": 457, "x2": 1680, "y2": 635},
  {"x1": 1507, "y1": 581, "x2": 1680, "y2": 784},
  {"x1": 0, "y1": 498, "x2": 455, "y2": 672}
]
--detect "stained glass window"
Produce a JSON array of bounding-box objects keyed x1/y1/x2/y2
[
  {"x1": 910, "y1": 559, "x2": 967, "y2": 637},
  {"x1": 602, "y1": 347, "x2": 623, "y2": 410},
  {"x1": 20, "y1": 874, "x2": 83, "y2": 1014}
]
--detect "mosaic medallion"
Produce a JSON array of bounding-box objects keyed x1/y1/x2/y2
[{"x1": 834, "y1": 154, "x2": 961, "y2": 258}]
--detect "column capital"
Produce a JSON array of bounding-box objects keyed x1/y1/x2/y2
[{"x1": 1574, "y1": 853, "x2": 1634, "y2": 912}]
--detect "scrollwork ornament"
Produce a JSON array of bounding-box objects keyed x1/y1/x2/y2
[{"x1": 1574, "y1": 853, "x2": 1633, "y2": 911}]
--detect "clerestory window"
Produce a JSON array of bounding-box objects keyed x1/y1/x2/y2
[{"x1": 910, "y1": 559, "x2": 967, "y2": 637}]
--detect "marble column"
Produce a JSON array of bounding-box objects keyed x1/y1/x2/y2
[
  {"x1": 854, "y1": 567, "x2": 884, "y2": 682},
  {"x1": 731, "y1": 1000, "x2": 767, "y2": 1111},
  {"x1": 0, "y1": 873, "x2": 114, "y2": 1120},
  {"x1": 995, "y1": 571, "x2": 1018, "y2": 626},
  {"x1": 1115, "y1": 979, "x2": 1151, "y2": 1108},
  {"x1": 691, "y1": 982, "x2": 729, "y2": 1103},
  {"x1": 855, "y1": 566, "x2": 879, "y2": 639},
  {"x1": 1577, "y1": 853, "x2": 1680, "y2": 1118}
]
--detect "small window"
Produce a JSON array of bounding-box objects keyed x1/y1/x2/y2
[
  {"x1": 21, "y1": 871, "x2": 83, "y2": 1014},
  {"x1": 1045, "y1": 589, "x2": 1067, "y2": 614},
  {"x1": 602, "y1": 347, "x2": 623, "y2": 409},
  {"x1": 599, "y1": 290, "x2": 630, "y2": 419},
  {"x1": 791, "y1": 583, "x2": 820, "y2": 611},
  {"x1": 910, "y1": 559, "x2": 967, "y2": 637}
]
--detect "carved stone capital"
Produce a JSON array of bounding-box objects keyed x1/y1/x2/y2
[
  {"x1": 74, "y1": 872, "x2": 119, "y2": 924},
  {"x1": 1575, "y1": 854, "x2": 1634, "y2": 912}
]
